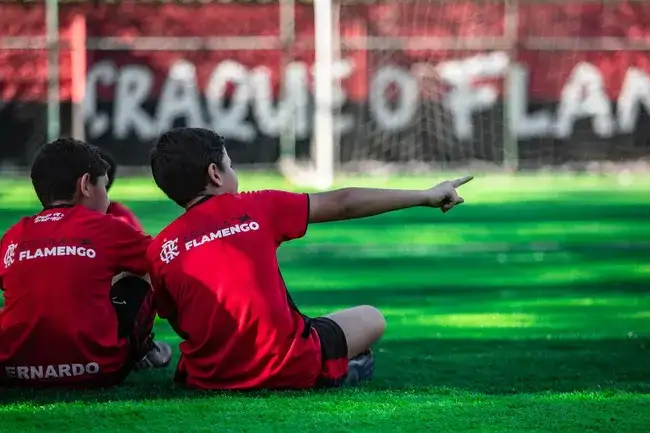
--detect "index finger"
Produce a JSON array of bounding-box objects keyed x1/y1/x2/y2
[{"x1": 451, "y1": 175, "x2": 474, "y2": 188}]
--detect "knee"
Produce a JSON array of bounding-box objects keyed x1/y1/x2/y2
[
  {"x1": 361, "y1": 305, "x2": 386, "y2": 341},
  {"x1": 112, "y1": 272, "x2": 132, "y2": 286},
  {"x1": 112, "y1": 272, "x2": 150, "y2": 286},
  {"x1": 111, "y1": 274, "x2": 152, "y2": 300}
]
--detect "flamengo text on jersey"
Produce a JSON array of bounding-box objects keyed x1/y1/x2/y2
[
  {"x1": 18, "y1": 246, "x2": 97, "y2": 261},
  {"x1": 184, "y1": 221, "x2": 260, "y2": 251},
  {"x1": 4, "y1": 363, "x2": 100, "y2": 380}
]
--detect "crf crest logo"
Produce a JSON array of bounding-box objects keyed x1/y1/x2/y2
[
  {"x1": 160, "y1": 239, "x2": 180, "y2": 264},
  {"x1": 3, "y1": 243, "x2": 17, "y2": 269}
]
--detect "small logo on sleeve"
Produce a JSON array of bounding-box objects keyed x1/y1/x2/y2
[
  {"x1": 3, "y1": 243, "x2": 17, "y2": 269},
  {"x1": 160, "y1": 238, "x2": 180, "y2": 264}
]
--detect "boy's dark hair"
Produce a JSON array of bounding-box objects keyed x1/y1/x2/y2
[
  {"x1": 30, "y1": 138, "x2": 109, "y2": 208},
  {"x1": 150, "y1": 128, "x2": 226, "y2": 207},
  {"x1": 97, "y1": 148, "x2": 117, "y2": 192}
]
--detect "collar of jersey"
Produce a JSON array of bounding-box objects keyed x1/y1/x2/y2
[
  {"x1": 43, "y1": 203, "x2": 75, "y2": 210},
  {"x1": 186, "y1": 195, "x2": 215, "y2": 211}
]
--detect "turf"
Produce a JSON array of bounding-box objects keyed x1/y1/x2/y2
[{"x1": 1, "y1": 172, "x2": 649, "y2": 433}]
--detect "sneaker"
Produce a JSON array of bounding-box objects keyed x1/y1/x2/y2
[
  {"x1": 343, "y1": 349, "x2": 374, "y2": 386},
  {"x1": 134, "y1": 340, "x2": 172, "y2": 371}
]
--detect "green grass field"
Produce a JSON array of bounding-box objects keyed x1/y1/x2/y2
[{"x1": 1, "y1": 172, "x2": 649, "y2": 432}]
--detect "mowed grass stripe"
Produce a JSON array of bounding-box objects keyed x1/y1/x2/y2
[
  {"x1": 2, "y1": 391, "x2": 650, "y2": 433},
  {"x1": 1, "y1": 172, "x2": 648, "y2": 206}
]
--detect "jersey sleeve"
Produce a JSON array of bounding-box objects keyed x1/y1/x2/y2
[
  {"x1": 0, "y1": 232, "x2": 7, "y2": 290},
  {"x1": 0, "y1": 225, "x2": 19, "y2": 291},
  {"x1": 104, "y1": 215, "x2": 152, "y2": 275},
  {"x1": 107, "y1": 201, "x2": 145, "y2": 232},
  {"x1": 253, "y1": 190, "x2": 310, "y2": 244}
]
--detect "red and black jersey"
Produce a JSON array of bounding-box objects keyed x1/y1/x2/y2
[
  {"x1": 107, "y1": 201, "x2": 145, "y2": 232},
  {"x1": 147, "y1": 190, "x2": 319, "y2": 390},
  {"x1": 0, "y1": 205, "x2": 152, "y2": 387}
]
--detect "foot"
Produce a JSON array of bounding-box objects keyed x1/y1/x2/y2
[
  {"x1": 343, "y1": 349, "x2": 374, "y2": 386},
  {"x1": 134, "y1": 340, "x2": 172, "y2": 371}
]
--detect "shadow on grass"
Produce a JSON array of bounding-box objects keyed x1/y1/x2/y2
[
  {"x1": 373, "y1": 337, "x2": 650, "y2": 395},
  {"x1": 2, "y1": 336, "x2": 648, "y2": 406},
  {"x1": 280, "y1": 248, "x2": 646, "y2": 275},
  {"x1": 290, "y1": 279, "x2": 650, "y2": 309}
]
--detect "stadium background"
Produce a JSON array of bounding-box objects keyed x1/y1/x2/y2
[{"x1": 1, "y1": 1, "x2": 650, "y2": 432}]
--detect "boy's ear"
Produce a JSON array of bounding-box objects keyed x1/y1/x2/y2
[
  {"x1": 78, "y1": 173, "x2": 92, "y2": 198},
  {"x1": 207, "y1": 163, "x2": 223, "y2": 188}
]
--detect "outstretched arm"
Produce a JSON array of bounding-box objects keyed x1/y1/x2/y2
[{"x1": 308, "y1": 176, "x2": 473, "y2": 224}]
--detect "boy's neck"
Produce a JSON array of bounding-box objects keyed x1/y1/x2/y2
[
  {"x1": 44, "y1": 200, "x2": 76, "y2": 210},
  {"x1": 184, "y1": 187, "x2": 224, "y2": 210},
  {"x1": 49, "y1": 200, "x2": 75, "y2": 206}
]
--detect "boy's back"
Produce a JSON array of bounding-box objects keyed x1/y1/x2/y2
[
  {"x1": 0, "y1": 204, "x2": 151, "y2": 387},
  {"x1": 147, "y1": 190, "x2": 326, "y2": 389}
]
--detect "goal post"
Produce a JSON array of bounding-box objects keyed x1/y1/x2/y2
[
  {"x1": 278, "y1": 0, "x2": 336, "y2": 190},
  {"x1": 312, "y1": 0, "x2": 335, "y2": 189},
  {"x1": 70, "y1": 13, "x2": 87, "y2": 142},
  {"x1": 45, "y1": 0, "x2": 60, "y2": 142}
]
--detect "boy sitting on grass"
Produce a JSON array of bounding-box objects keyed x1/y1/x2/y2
[
  {"x1": 147, "y1": 127, "x2": 472, "y2": 390},
  {"x1": 0, "y1": 138, "x2": 171, "y2": 388}
]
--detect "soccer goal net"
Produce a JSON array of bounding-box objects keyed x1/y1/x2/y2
[{"x1": 280, "y1": 0, "x2": 650, "y2": 189}]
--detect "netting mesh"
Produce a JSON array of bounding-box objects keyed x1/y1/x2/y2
[
  {"x1": 332, "y1": 1, "x2": 504, "y2": 171},
  {"x1": 332, "y1": 0, "x2": 650, "y2": 173}
]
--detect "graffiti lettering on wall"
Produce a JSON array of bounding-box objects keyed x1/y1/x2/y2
[{"x1": 84, "y1": 52, "x2": 650, "y2": 143}]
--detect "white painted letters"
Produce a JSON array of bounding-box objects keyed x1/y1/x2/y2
[
  {"x1": 370, "y1": 65, "x2": 418, "y2": 131},
  {"x1": 508, "y1": 65, "x2": 553, "y2": 138},
  {"x1": 438, "y1": 52, "x2": 509, "y2": 140},
  {"x1": 206, "y1": 60, "x2": 255, "y2": 142},
  {"x1": 84, "y1": 60, "x2": 117, "y2": 137},
  {"x1": 83, "y1": 55, "x2": 648, "y2": 143},
  {"x1": 555, "y1": 62, "x2": 614, "y2": 139},
  {"x1": 113, "y1": 65, "x2": 156, "y2": 140},
  {"x1": 617, "y1": 68, "x2": 650, "y2": 134},
  {"x1": 156, "y1": 60, "x2": 206, "y2": 131}
]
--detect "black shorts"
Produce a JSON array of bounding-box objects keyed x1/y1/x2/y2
[
  {"x1": 307, "y1": 316, "x2": 349, "y2": 388},
  {"x1": 110, "y1": 276, "x2": 156, "y2": 363}
]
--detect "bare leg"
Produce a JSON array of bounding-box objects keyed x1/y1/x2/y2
[{"x1": 325, "y1": 305, "x2": 386, "y2": 358}]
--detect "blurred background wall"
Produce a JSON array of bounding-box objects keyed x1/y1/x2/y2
[{"x1": 0, "y1": 0, "x2": 649, "y2": 179}]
